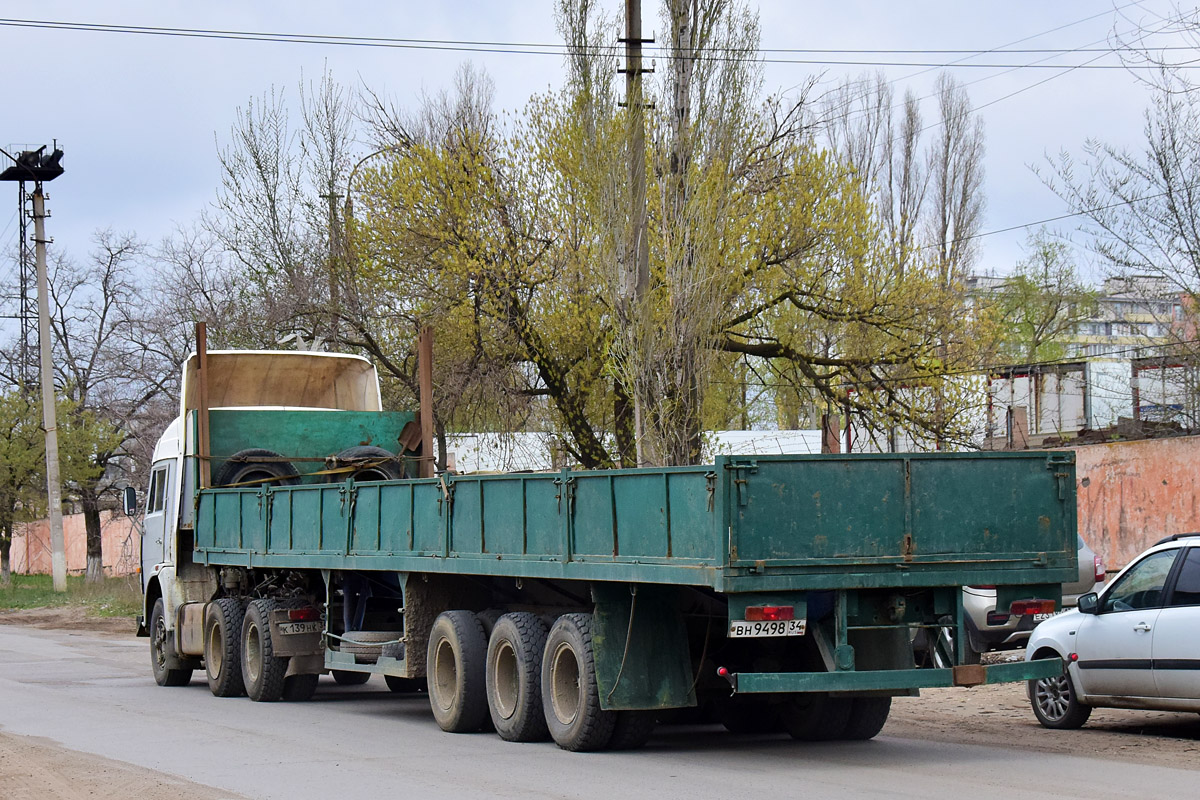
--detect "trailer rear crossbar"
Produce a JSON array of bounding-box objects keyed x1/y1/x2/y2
[{"x1": 730, "y1": 657, "x2": 1064, "y2": 693}]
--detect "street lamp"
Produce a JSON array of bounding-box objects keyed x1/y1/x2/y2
[{"x1": 2, "y1": 144, "x2": 68, "y2": 592}]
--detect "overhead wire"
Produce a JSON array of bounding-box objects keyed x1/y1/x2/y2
[{"x1": 0, "y1": 16, "x2": 1193, "y2": 69}]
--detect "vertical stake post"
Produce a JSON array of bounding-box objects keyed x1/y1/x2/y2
[{"x1": 418, "y1": 327, "x2": 435, "y2": 478}]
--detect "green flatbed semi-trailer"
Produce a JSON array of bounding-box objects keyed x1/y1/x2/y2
[{"x1": 140, "y1": 349, "x2": 1072, "y2": 751}]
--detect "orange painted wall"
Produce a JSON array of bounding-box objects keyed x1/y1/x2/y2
[
  {"x1": 10, "y1": 511, "x2": 141, "y2": 577},
  {"x1": 1071, "y1": 436, "x2": 1200, "y2": 571}
]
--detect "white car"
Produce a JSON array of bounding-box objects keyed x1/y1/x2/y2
[{"x1": 1025, "y1": 533, "x2": 1200, "y2": 729}]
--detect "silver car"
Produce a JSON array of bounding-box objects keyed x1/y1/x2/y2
[{"x1": 962, "y1": 534, "x2": 1104, "y2": 660}]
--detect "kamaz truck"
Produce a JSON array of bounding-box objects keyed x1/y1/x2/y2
[{"x1": 138, "y1": 346, "x2": 1073, "y2": 751}]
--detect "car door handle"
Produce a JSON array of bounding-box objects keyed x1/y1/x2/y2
[{"x1": 1133, "y1": 622, "x2": 1152, "y2": 632}]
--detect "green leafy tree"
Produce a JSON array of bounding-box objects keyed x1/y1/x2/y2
[
  {"x1": 991, "y1": 230, "x2": 1099, "y2": 363},
  {"x1": 0, "y1": 389, "x2": 43, "y2": 585}
]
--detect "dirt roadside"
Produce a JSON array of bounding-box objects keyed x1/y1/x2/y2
[
  {"x1": 0, "y1": 732, "x2": 244, "y2": 800},
  {"x1": 0, "y1": 607, "x2": 1197, "y2": 799}
]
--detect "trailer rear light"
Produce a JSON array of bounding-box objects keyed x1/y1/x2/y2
[
  {"x1": 288, "y1": 607, "x2": 320, "y2": 622},
  {"x1": 1010, "y1": 599, "x2": 1056, "y2": 616},
  {"x1": 1094, "y1": 555, "x2": 1106, "y2": 583},
  {"x1": 743, "y1": 605, "x2": 795, "y2": 621}
]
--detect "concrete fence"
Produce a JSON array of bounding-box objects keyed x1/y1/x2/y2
[{"x1": 10, "y1": 510, "x2": 142, "y2": 577}]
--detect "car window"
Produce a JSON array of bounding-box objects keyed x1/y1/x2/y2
[
  {"x1": 1166, "y1": 548, "x2": 1200, "y2": 607},
  {"x1": 1101, "y1": 549, "x2": 1178, "y2": 613},
  {"x1": 147, "y1": 467, "x2": 168, "y2": 514}
]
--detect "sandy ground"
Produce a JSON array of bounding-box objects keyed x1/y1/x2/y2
[
  {"x1": 0, "y1": 607, "x2": 1196, "y2": 798},
  {"x1": 0, "y1": 732, "x2": 243, "y2": 800}
]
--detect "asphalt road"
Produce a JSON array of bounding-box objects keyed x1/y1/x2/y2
[{"x1": 0, "y1": 624, "x2": 1195, "y2": 800}]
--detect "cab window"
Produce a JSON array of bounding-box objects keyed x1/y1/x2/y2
[
  {"x1": 147, "y1": 467, "x2": 168, "y2": 514},
  {"x1": 1101, "y1": 549, "x2": 1178, "y2": 613}
]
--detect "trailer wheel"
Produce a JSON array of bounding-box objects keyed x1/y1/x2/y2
[
  {"x1": 485, "y1": 612, "x2": 550, "y2": 742},
  {"x1": 282, "y1": 673, "x2": 320, "y2": 702},
  {"x1": 385, "y1": 675, "x2": 427, "y2": 693},
  {"x1": 426, "y1": 611, "x2": 489, "y2": 732},
  {"x1": 780, "y1": 694, "x2": 852, "y2": 741},
  {"x1": 840, "y1": 697, "x2": 891, "y2": 740},
  {"x1": 205, "y1": 598, "x2": 246, "y2": 697},
  {"x1": 331, "y1": 669, "x2": 371, "y2": 686},
  {"x1": 541, "y1": 613, "x2": 616, "y2": 752},
  {"x1": 325, "y1": 445, "x2": 406, "y2": 482},
  {"x1": 607, "y1": 711, "x2": 656, "y2": 750},
  {"x1": 714, "y1": 694, "x2": 782, "y2": 734},
  {"x1": 213, "y1": 449, "x2": 300, "y2": 488},
  {"x1": 150, "y1": 598, "x2": 192, "y2": 687},
  {"x1": 241, "y1": 599, "x2": 287, "y2": 702}
]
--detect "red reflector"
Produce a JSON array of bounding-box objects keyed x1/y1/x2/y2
[
  {"x1": 1094, "y1": 555, "x2": 1106, "y2": 583},
  {"x1": 1069, "y1": 652, "x2": 1079, "y2": 662},
  {"x1": 288, "y1": 607, "x2": 320, "y2": 622},
  {"x1": 717, "y1": 667, "x2": 729, "y2": 677},
  {"x1": 1010, "y1": 599, "x2": 1056, "y2": 616},
  {"x1": 744, "y1": 605, "x2": 795, "y2": 621}
]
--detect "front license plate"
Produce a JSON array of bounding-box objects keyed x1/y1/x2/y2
[
  {"x1": 728, "y1": 619, "x2": 806, "y2": 638},
  {"x1": 278, "y1": 621, "x2": 322, "y2": 635}
]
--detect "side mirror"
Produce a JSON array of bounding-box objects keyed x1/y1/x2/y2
[
  {"x1": 122, "y1": 486, "x2": 138, "y2": 517},
  {"x1": 1077, "y1": 592, "x2": 1099, "y2": 615}
]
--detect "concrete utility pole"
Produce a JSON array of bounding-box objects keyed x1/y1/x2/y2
[
  {"x1": 1, "y1": 146, "x2": 67, "y2": 591},
  {"x1": 622, "y1": 0, "x2": 652, "y2": 466},
  {"x1": 32, "y1": 185, "x2": 67, "y2": 591}
]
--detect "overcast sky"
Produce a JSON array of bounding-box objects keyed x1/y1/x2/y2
[{"x1": 0, "y1": 1, "x2": 1188, "y2": 296}]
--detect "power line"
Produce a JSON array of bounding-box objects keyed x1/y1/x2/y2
[{"x1": 0, "y1": 17, "x2": 1196, "y2": 69}]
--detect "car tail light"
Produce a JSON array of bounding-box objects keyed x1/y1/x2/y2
[
  {"x1": 288, "y1": 607, "x2": 320, "y2": 622},
  {"x1": 744, "y1": 605, "x2": 795, "y2": 621},
  {"x1": 968, "y1": 585, "x2": 996, "y2": 590},
  {"x1": 1094, "y1": 555, "x2": 1106, "y2": 583},
  {"x1": 1010, "y1": 599, "x2": 1056, "y2": 616}
]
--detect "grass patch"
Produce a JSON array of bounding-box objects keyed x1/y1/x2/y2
[{"x1": 0, "y1": 573, "x2": 143, "y2": 617}]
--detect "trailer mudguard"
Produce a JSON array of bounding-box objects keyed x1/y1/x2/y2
[{"x1": 591, "y1": 583, "x2": 696, "y2": 711}]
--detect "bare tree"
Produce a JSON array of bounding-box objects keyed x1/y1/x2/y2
[{"x1": 47, "y1": 231, "x2": 156, "y2": 581}]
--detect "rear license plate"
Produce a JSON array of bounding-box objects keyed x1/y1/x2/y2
[
  {"x1": 279, "y1": 621, "x2": 322, "y2": 635},
  {"x1": 1032, "y1": 611, "x2": 1061, "y2": 622},
  {"x1": 728, "y1": 619, "x2": 806, "y2": 638}
]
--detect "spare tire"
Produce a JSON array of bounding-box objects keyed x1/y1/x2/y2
[
  {"x1": 325, "y1": 445, "x2": 406, "y2": 483},
  {"x1": 212, "y1": 449, "x2": 299, "y2": 488}
]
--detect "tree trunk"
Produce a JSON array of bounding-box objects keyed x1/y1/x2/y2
[
  {"x1": 80, "y1": 486, "x2": 105, "y2": 583},
  {"x1": 0, "y1": 519, "x2": 11, "y2": 587}
]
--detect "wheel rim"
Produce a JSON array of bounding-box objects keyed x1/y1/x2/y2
[
  {"x1": 549, "y1": 641, "x2": 582, "y2": 726},
  {"x1": 491, "y1": 639, "x2": 519, "y2": 720},
  {"x1": 207, "y1": 621, "x2": 223, "y2": 677},
  {"x1": 1034, "y1": 675, "x2": 1071, "y2": 721},
  {"x1": 244, "y1": 623, "x2": 262, "y2": 685},
  {"x1": 433, "y1": 637, "x2": 458, "y2": 711},
  {"x1": 152, "y1": 614, "x2": 168, "y2": 670}
]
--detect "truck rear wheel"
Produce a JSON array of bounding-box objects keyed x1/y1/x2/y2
[
  {"x1": 332, "y1": 669, "x2": 371, "y2": 686},
  {"x1": 541, "y1": 613, "x2": 615, "y2": 752},
  {"x1": 841, "y1": 697, "x2": 891, "y2": 740},
  {"x1": 205, "y1": 598, "x2": 245, "y2": 697},
  {"x1": 150, "y1": 598, "x2": 192, "y2": 687},
  {"x1": 241, "y1": 599, "x2": 287, "y2": 702},
  {"x1": 385, "y1": 675, "x2": 426, "y2": 693},
  {"x1": 780, "y1": 694, "x2": 851, "y2": 741},
  {"x1": 486, "y1": 612, "x2": 550, "y2": 742},
  {"x1": 607, "y1": 711, "x2": 656, "y2": 750},
  {"x1": 426, "y1": 611, "x2": 489, "y2": 732},
  {"x1": 282, "y1": 673, "x2": 319, "y2": 702}
]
